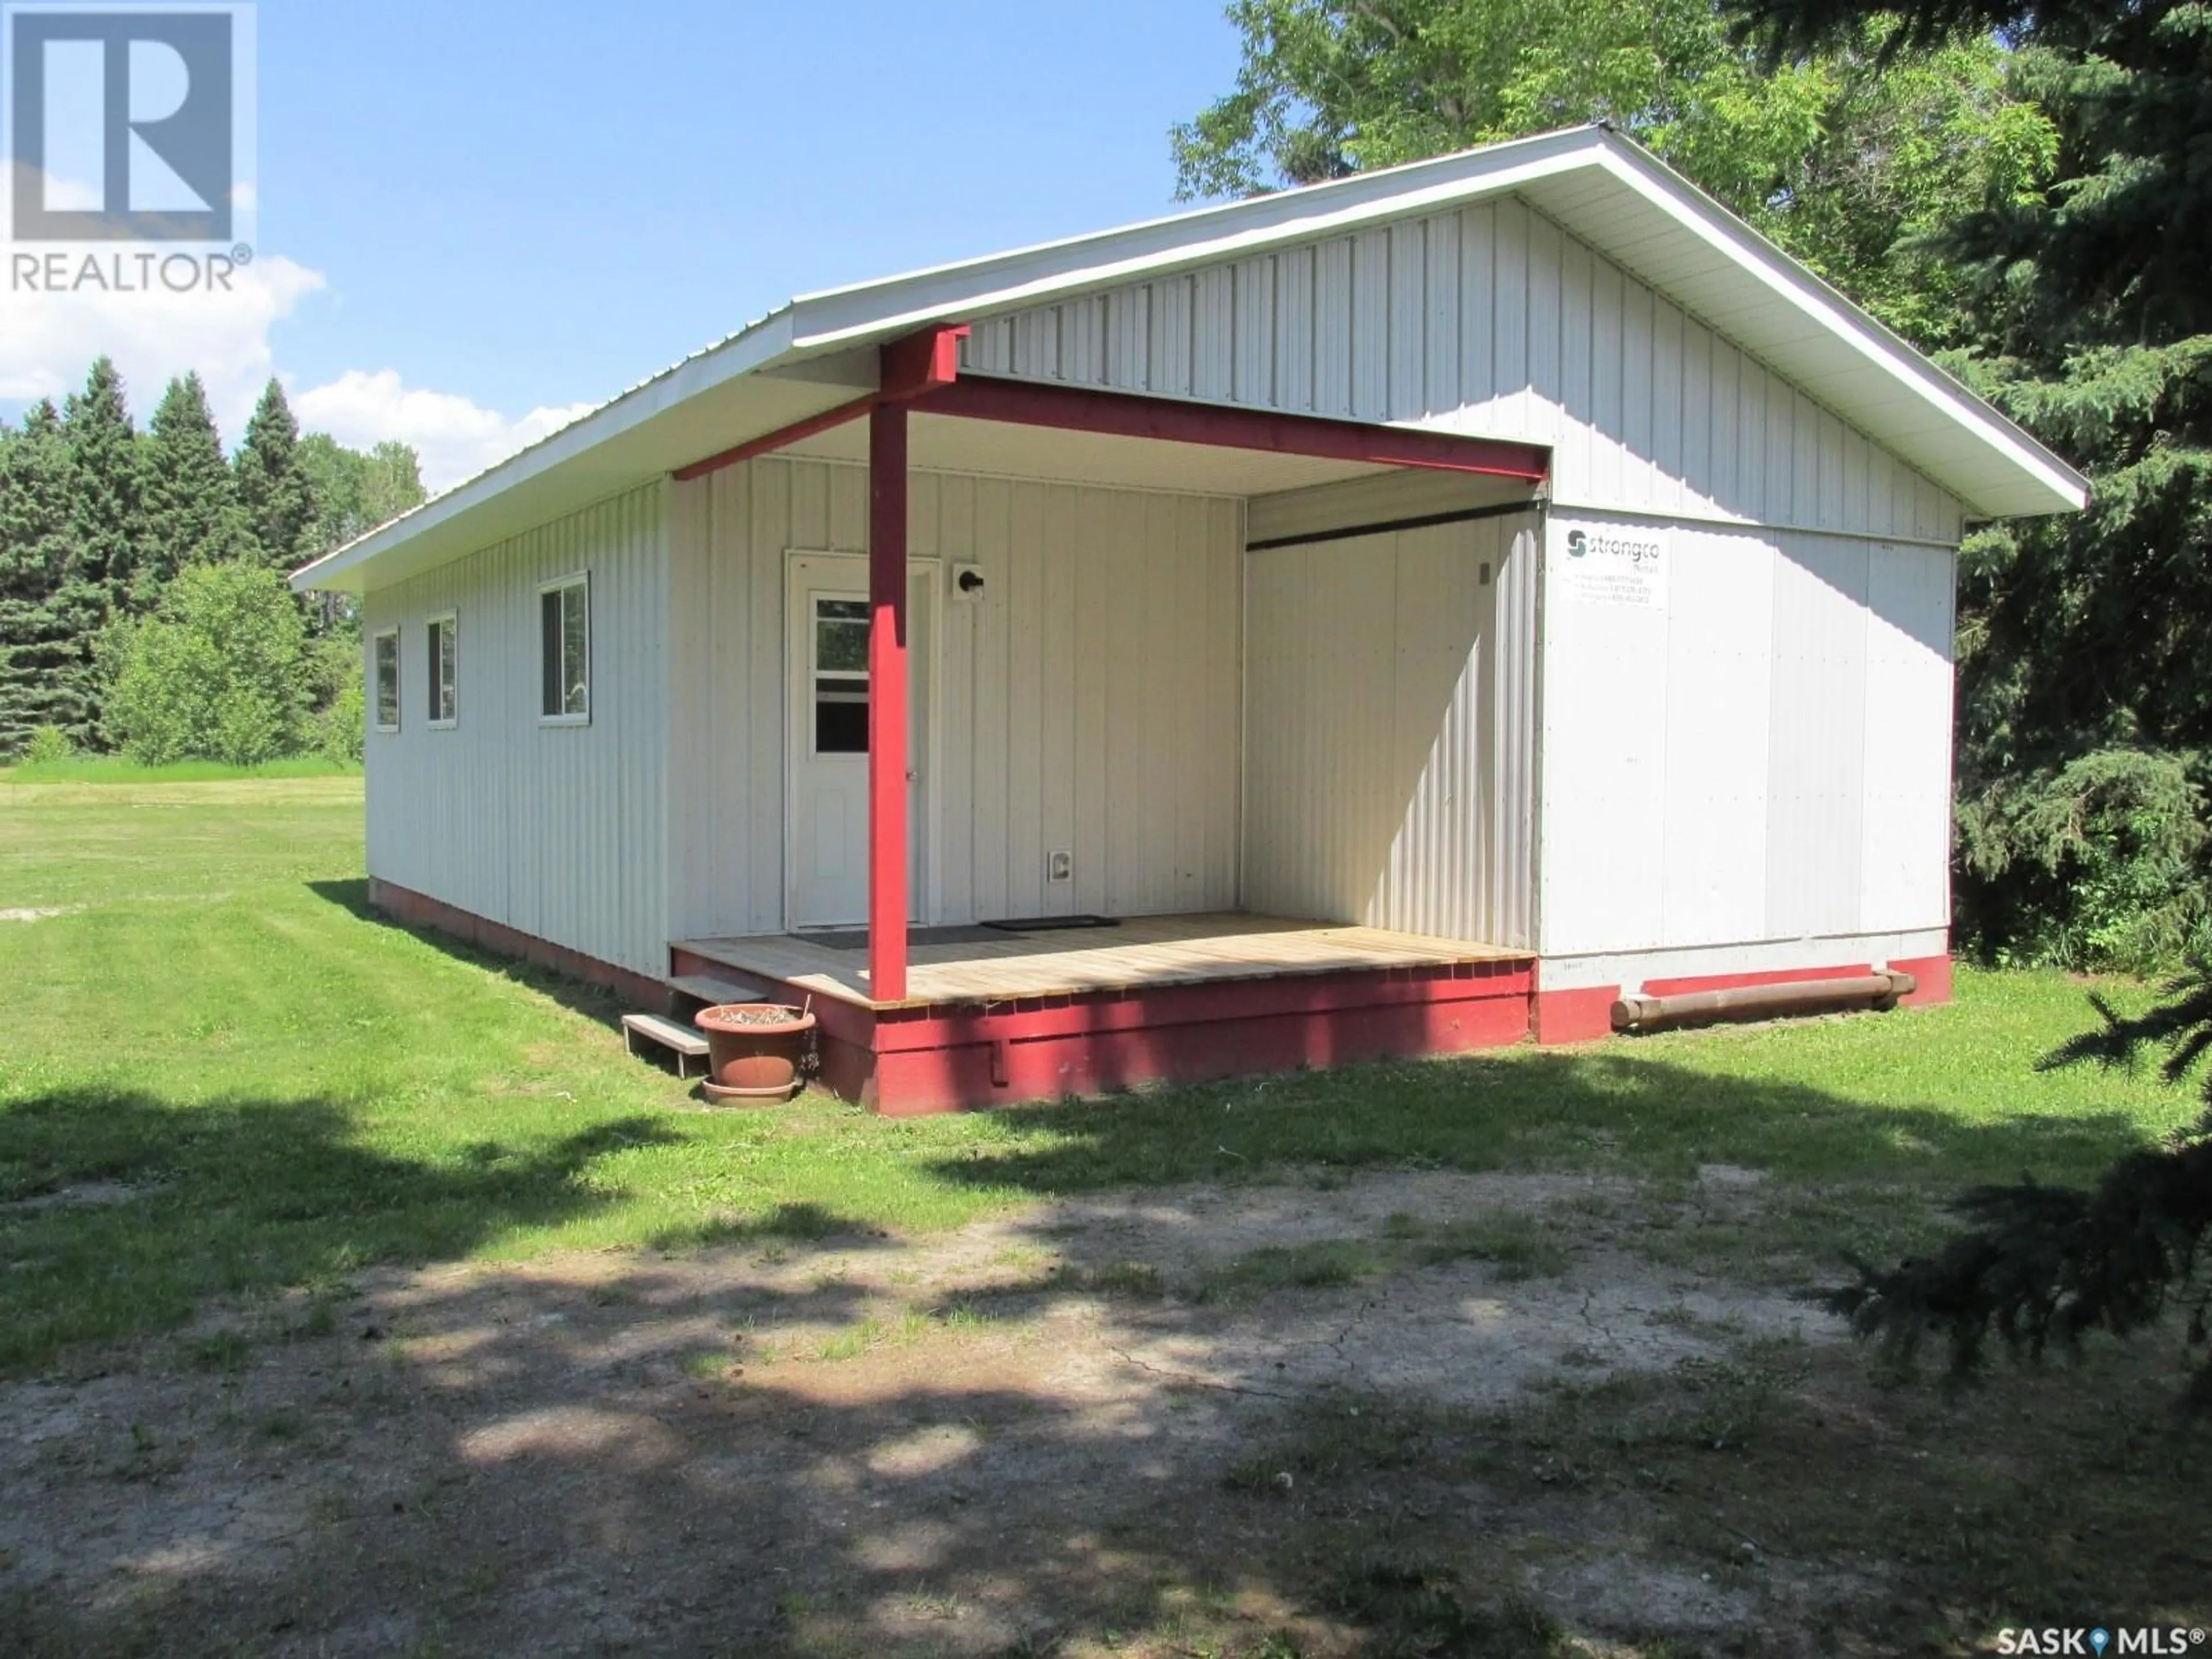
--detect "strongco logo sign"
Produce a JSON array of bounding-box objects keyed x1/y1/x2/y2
[{"x1": 4, "y1": 3, "x2": 256, "y2": 290}]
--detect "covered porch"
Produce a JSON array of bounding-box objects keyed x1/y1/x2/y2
[{"x1": 667, "y1": 324, "x2": 1550, "y2": 1111}]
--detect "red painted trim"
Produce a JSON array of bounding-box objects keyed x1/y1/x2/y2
[
  {"x1": 1532, "y1": 986, "x2": 1619, "y2": 1046},
  {"x1": 1531, "y1": 960, "x2": 1617, "y2": 1046},
  {"x1": 1888, "y1": 953, "x2": 1953, "y2": 1008},
  {"x1": 870, "y1": 960, "x2": 1531, "y2": 1052},
  {"x1": 1641, "y1": 962, "x2": 1873, "y2": 997},
  {"x1": 917, "y1": 376, "x2": 1551, "y2": 481},
  {"x1": 369, "y1": 879, "x2": 669, "y2": 1009},
  {"x1": 875, "y1": 968, "x2": 1529, "y2": 1116},
  {"x1": 868, "y1": 402, "x2": 910, "y2": 1004},
  {"x1": 880, "y1": 324, "x2": 968, "y2": 402},
  {"x1": 671, "y1": 393, "x2": 874, "y2": 483},
  {"x1": 672, "y1": 325, "x2": 970, "y2": 483},
  {"x1": 875, "y1": 986, "x2": 1531, "y2": 1116}
]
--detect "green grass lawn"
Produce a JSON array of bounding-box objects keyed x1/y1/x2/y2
[
  {"x1": 0, "y1": 754, "x2": 362, "y2": 786},
  {"x1": 0, "y1": 775, "x2": 2194, "y2": 1376}
]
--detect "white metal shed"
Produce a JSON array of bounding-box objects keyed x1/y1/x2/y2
[{"x1": 294, "y1": 125, "x2": 2085, "y2": 1112}]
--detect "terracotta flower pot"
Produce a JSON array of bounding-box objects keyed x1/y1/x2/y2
[{"x1": 692, "y1": 1003, "x2": 816, "y2": 1104}]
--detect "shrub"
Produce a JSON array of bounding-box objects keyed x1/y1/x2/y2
[
  {"x1": 100, "y1": 562, "x2": 312, "y2": 767},
  {"x1": 317, "y1": 680, "x2": 365, "y2": 766},
  {"x1": 1956, "y1": 747, "x2": 2212, "y2": 974},
  {"x1": 18, "y1": 725, "x2": 73, "y2": 766}
]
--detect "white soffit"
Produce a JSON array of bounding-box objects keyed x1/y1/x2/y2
[{"x1": 780, "y1": 415, "x2": 1392, "y2": 499}]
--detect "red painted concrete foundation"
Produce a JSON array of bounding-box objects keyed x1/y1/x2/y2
[
  {"x1": 672, "y1": 948, "x2": 1535, "y2": 1116},
  {"x1": 1532, "y1": 981, "x2": 1619, "y2": 1046},
  {"x1": 368, "y1": 879, "x2": 672, "y2": 1010},
  {"x1": 1887, "y1": 953, "x2": 1954, "y2": 1008}
]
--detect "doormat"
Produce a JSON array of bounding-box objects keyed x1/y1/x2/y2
[
  {"x1": 979, "y1": 915, "x2": 1120, "y2": 933},
  {"x1": 801, "y1": 925, "x2": 1016, "y2": 952}
]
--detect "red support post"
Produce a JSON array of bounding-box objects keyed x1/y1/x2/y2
[{"x1": 867, "y1": 401, "x2": 910, "y2": 1003}]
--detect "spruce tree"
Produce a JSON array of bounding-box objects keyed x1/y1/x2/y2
[
  {"x1": 1824, "y1": 976, "x2": 2212, "y2": 1412},
  {"x1": 233, "y1": 378, "x2": 315, "y2": 575},
  {"x1": 141, "y1": 372, "x2": 243, "y2": 592},
  {"x1": 61, "y1": 356, "x2": 145, "y2": 613},
  {"x1": 0, "y1": 402, "x2": 99, "y2": 752}
]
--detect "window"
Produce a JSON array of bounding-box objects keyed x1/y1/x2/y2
[
  {"x1": 426, "y1": 613, "x2": 457, "y2": 727},
  {"x1": 813, "y1": 597, "x2": 869, "y2": 753},
  {"x1": 539, "y1": 574, "x2": 590, "y2": 722},
  {"x1": 372, "y1": 630, "x2": 400, "y2": 732}
]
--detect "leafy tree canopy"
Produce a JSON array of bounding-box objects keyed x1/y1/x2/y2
[
  {"x1": 0, "y1": 357, "x2": 426, "y2": 757},
  {"x1": 100, "y1": 560, "x2": 312, "y2": 767},
  {"x1": 297, "y1": 434, "x2": 426, "y2": 558},
  {"x1": 1172, "y1": 0, "x2": 2056, "y2": 343}
]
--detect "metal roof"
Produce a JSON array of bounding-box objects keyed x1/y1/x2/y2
[{"x1": 294, "y1": 124, "x2": 2086, "y2": 596}]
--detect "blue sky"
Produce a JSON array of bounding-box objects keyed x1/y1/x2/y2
[{"x1": 2, "y1": 0, "x2": 1246, "y2": 484}]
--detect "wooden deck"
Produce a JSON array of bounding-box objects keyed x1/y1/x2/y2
[{"x1": 673, "y1": 912, "x2": 1528, "y2": 1012}]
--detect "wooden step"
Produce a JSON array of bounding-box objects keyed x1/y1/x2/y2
[
  {"x1": 668, "y1": 972, "x2": 770, "y2": 1008},
  {"x1": 621, "y1": 1011, "x2": 710, "y2": 1080}
]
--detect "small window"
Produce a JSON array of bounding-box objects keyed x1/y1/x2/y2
[
  {"x1": 371, "y1": 630, "x2": 400, "y2": 732},
  {"x1": 813, "y1": 597, "x2": 869, "y2": 754},
  {"x1": 539, "y1": 574, "x2": 590, "y2": 723},
  {"x1": 426, "y1": 613, "x2": 457, "y2": 728}
]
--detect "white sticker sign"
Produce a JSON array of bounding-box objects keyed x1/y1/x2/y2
[{"x1": 1555, "y1": 522, "x2": 1670, "y2": 610}]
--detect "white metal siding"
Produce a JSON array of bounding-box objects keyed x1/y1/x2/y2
[
  {"x1": 666, "y1": 458, "x2": 1243, "y2": 938},
  {"x1": 1536, "y1": 513, "x2": 1955, "y2": 959},
  {"x1": 360, "y1": 483, "x2": 671, "y2": 977},
  {"x1": 964, "y1": 195, "x2": 1967, "y2": 544},
  {"x1": 1242, "y1": 508, "x2": 1541, "y2": 948}
]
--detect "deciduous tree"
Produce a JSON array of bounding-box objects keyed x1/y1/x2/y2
[
  {"x1": 100, "y1": 560, "x2": 311, "y2": 766},
  {"x1": 1172, "y1": 0, "x2": 2055, "y2": 344}
]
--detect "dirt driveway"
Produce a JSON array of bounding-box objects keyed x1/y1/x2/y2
[{"x1": 2, "y1": 1168, "x2": 2202, "y2": 1657}]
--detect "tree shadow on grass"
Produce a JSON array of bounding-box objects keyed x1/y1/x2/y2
[
  {"x1": 0, "y1": 1086, "x2": 690, "y2": 1374},
  {"x1": 5, "y1": 1150, "x2": 2206, "y2": 1659},
  {"x1": 914, "y1": 1046, "x2": 2162, "y2": 1207}
]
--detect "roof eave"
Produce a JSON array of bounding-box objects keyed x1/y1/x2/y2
[
  {"x1": 1580, "y1": 132, "x2": 2088, "y2": 521},
  {"x1": 295, "y1": 122, "x2": 2088, "y2": 595},
  {"x1": 288, "y1": 306, "x2": 804, "y2": 594}
]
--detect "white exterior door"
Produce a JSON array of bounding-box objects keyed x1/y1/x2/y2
[{"x1": 786, "y1": 554, "x2": 933, "y2": 930}]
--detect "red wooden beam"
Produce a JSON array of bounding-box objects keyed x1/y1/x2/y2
[
  {"x1": 880, "y1": 324, "x2": 968, "y2": 402},
  {"x1": 671, "y1": 393, "x2": 873, "y2": 483},
  {"x1": 672, "y1": 325, "x2": 970, "y2": 484},
  {"x1": 917, "y1": 376, "x2": 1551, "y2": 480},
  {"x1": 866, "y1": 402, "x2": 910, "y2": 1003}
]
